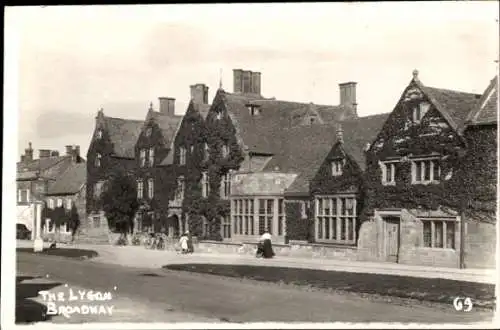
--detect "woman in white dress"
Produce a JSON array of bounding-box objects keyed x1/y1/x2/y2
[{"x1": 179, "y1": 232, "x2": 189, "y2": 254}]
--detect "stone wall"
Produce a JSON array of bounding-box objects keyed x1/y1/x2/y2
[
  {"x1": 194, "y1": 240, "x2": 358, "y2": 260},
  {"x1": 464, "y1": 220, "x2": 496, "y2": 269}
]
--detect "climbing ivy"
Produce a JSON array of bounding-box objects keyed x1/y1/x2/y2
[
  {"x1": 362, "y1": 91, "x2": 496, "y2": 223},
  {"x1": 173, "y1": 96, "x2": 244, "y2": 240}
]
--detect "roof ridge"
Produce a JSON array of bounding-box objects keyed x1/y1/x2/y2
[
  {"x1": 424, "y1": 85, "x2": 481, "y2": 96},
  {"x1": 104, "y1": 115, "x2": 144, "y2": 123}
]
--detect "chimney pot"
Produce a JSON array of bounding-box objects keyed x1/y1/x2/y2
[
  {"x1": 251, "y1": 71, "x2": 261, "y2": 95},
  {"x1": 242, "y1": 70, "x2": 252, "y2": 93},
  {"x1": 233, "y1": 69, "x2": 243, "y2": 93}
]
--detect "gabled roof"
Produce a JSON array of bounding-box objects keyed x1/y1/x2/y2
[
  {"x1": 103, "y1": 115, "x2": 144, "y2": 158},
  {"x1": 155, "y1": 113, "x2": 183, "y2": 146},
  {"x1": 278, "y1": 113, "x2": 390, "y2": 195},
  {"x1": 194, "y1": 102, "x2": 211, "y2": 120},
  {"x1": 411, "y1": 73, "x2": 481, "y2": 132},
  {"x1": 465, "y1": 76, "x2": 498, "y2": 127},
  {"x1": 17, "y1": 155, "x2": 70, "y2": 173},
  {"x1": 47, "y1": 162, "x2": 86, "y2": 195},
  {"x1": 16, "y1": 155, "x2": 81, "y2": 181},
  {"x1": 219, "y1": 90, "x2": 354, "y2": 155}
]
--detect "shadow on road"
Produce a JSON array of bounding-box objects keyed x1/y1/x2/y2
[{"x1": 15, "y1": 276, "x2": 62, "y2": 324}]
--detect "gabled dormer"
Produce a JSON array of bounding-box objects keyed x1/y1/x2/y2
[{"x1": 366, "y1": 70, "x2": 481, "y2": 187}]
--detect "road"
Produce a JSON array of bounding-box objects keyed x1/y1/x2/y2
[{"x1": 16, "y1": 252, "x2": 494, "y2": 324}]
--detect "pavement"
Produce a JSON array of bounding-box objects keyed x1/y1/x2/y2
[
  {"x1": 16, "y1": 240, "x2": 497, "y2": 284},
  {"x1": 15, "y1": 252, "x2": 495, "y2": 324}
]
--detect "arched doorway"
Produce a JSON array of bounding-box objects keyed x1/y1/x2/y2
[{"x1": 167, "y1": 214, "x2": 180, "y2": 237}]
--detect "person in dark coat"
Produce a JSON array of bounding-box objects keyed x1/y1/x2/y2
[
  {"x1": 187, "y1": 231, "x2": 194, "y2": 253},
  {"x1": 258, "y1": 229, "x2": 275, "y2": 258}
]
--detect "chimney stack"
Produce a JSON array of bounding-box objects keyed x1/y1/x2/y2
[
  {"x1": 65, "y1": 145, "x2": 73, "y2": 156},
  {"x1": 158, "y1": 97, "x2": 176, "y2": 116},
  {"x1": 251, "y1": 72, "x2": 261, "y2": 95},
  {"x1": 233, "y1": 69, "x2": 262, "y2": 94},
  {"x1": 339, "y1": 82, "x2": 357, "y2": 115},
  {"x1": 24, "y1": 142, "x2": 34, "y2": 162},
  {"x1": 39, "y1": 149, "x2": 51, "y2": 158},
  {"x1": 233, "y1": 69, "x2": 243, "y2": 93},
  {"x1": 190, "y1": 84, "x2": 209, "y2": 104}
]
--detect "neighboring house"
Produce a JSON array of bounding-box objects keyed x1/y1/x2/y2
[
  {"x1": 134, "y1": 96, "x2": 183, "y2": 236},
  {"x1": 459, "y1": 76, "x2": 498, "y2": 268},
  {"x1": 359, "y1": 70, "x2": 488, "y2": 268},
  {"x1": 17, "y1": 143, "x2": 84, "y2": 239},
  {"x1": 44, "y1": 161, "x2": 86, "y2": 242},
  {"x1": 86, "y1": 109, "x2": 143, "y2": 241}
]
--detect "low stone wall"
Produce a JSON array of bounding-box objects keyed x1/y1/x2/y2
[{"x1": 193, "y1": 240, "x2": 358, "y2": 261}]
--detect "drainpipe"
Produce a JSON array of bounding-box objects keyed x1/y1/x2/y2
[{"x1": 458, "y1": 148, "x2": 467, "y2": 269}]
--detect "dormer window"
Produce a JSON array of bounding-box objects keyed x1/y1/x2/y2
[
  {"x1": 96, "y1": 129, "x2": 103, "y2": 139},
  {"x1": 139, "y1": 149, "x2": 146, "y2": 167},
  {"x1": 413, "y1": 101, "x2": 431, "y2": 123},
  {"x1": 331, "y1": 159, "x2": 343, "y2": 176},
  {"x1": 145, "y1": 127, "x2": 152, "y2": 137},
  {"x1": 247, "y1": 104, "x2": 261, "y2": 116},
  {"x1": 203, "y1": 143, "x2": 210, "y2": 161},
  {"x1": 310, "y1": 117, "x2": 315, "y2": 125},
  {"x1": 95, "y1": 153, "x2": 102, "y2": 167},
  {"x1": 179, "y1": 147, "x2": 186, "y2": 165},
  {"x1": 149, "y1": 147, "x2": 155, "y2": 167},
  {"x1": 221, "y1": 144, "x2": 229, "y2": 158}
]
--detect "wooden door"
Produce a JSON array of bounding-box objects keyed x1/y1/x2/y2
[{"x1": 384, "y1": 216, "x2": 400, "y2": 263}]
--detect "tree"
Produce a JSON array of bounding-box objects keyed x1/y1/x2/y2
[
  {"x1": 69, "y1": 204, "x2": 81, "y2": 242},
  {"x1": 99, "y1": 171, "x2": 139, "y2": 243}
]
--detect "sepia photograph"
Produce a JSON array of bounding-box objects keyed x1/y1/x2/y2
[{"x1": 2, "y1": 2, "x2": 499, "y2": 329}]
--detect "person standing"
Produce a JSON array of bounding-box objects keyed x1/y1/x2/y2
[
  {"x1": 259, "y1": 229, "x2": 275, "y2": 258},
  {"x1": 186, "y1": 230, "x2": 194, "y2": 253},
  {"x1": 179, "y1": 232, "x2": 189, "y2": 254}
]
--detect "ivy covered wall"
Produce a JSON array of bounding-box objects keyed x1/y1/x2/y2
[
  {"x1": 362, "y1": 83, "x2": 489, "y2": 222},
  {"x1": 172, "y1": 97, "x2": 245, "y2": 239}
]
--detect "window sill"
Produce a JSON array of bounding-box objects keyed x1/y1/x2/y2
[
  {"x1": 419, "y1": 247, "x2": 456, "y2": 252},
  {"x1": 411, "y1": 181, "x2": 440, "y2": 185},
  {"x1": 314, "y1": 240, "x2": 357, "y2": 247},
  {"x1": 381, "y1": 182, "x2": 396, "y2": 186}
]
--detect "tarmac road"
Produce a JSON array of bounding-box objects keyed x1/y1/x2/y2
[{"x1": 16, "y1": 252, "x2": 494, "y2": 324}]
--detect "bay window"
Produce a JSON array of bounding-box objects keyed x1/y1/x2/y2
[{"x1": 315, "y1": 196, "x2": 357, "y2": 244}]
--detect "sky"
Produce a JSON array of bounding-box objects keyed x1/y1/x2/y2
[{"x1": 6, "y1": 2, "x2": 499, "y2": 160}]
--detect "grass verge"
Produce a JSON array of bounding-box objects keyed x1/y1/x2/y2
[
  {"x1": 164, "y1": 263, "x2": 495, "y2": 310},
  {"x1": 17, "y1": 248, "x2": 99, "y2": 260}
]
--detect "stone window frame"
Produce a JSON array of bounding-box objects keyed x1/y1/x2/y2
[
  {"x1": 174, "y1": 176, "x2": 185, "y2": 201},
  {"x1": 139, "y1": 149, "x2": 147, "y2": 168},
  {"x1": 148, "y1": 147, "x2": 155, "y2": 167},
  {"x1": 411, "y1": 156, "x2": 441, "y2": 185},
  {"x1": 331, "y1": 159, "x2": 344, "y2": 176},
  {"x1": 315, "y1": 195, "x2": 357, "y2": 244},
  {"x1": 220, "y1": 172, "x2": 231, "y2": 200},
  {"x1": 147, "y1": 178, "x2": 154, "y2": 199},
  {"x1": 137, "y1": 179, "x2": 144, "y2": 199},
  {"x1": 277, "y1": 198, "x2": 286, "y2": 236},
  {"x1": 420, "y1": 216, "x2": 459, "y2": 250},
  {"x1": 66, "y1": 198, "x2": 72, "y2": 210},
  {"x1": 201, "y1": 171, "x2": 209, "y2": 198},
  {"x1": 380, "y1": 160, "x2": 399, "y2": 186},
  {"x1": 48, "y1": 198, "x2": 54, "y2": 209},
  {"x1": 95, "y1": 153, "x2": 102, "y2": 168},
  {"x1": 18, "y1": 189, "x2": 30, "y2": 204},
  {"x1": 178, "y1": 147, "x2": 187, "y2": 165},
  {"x1": 412, "y1": 101, "x2": 431, "y2": 123}
]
